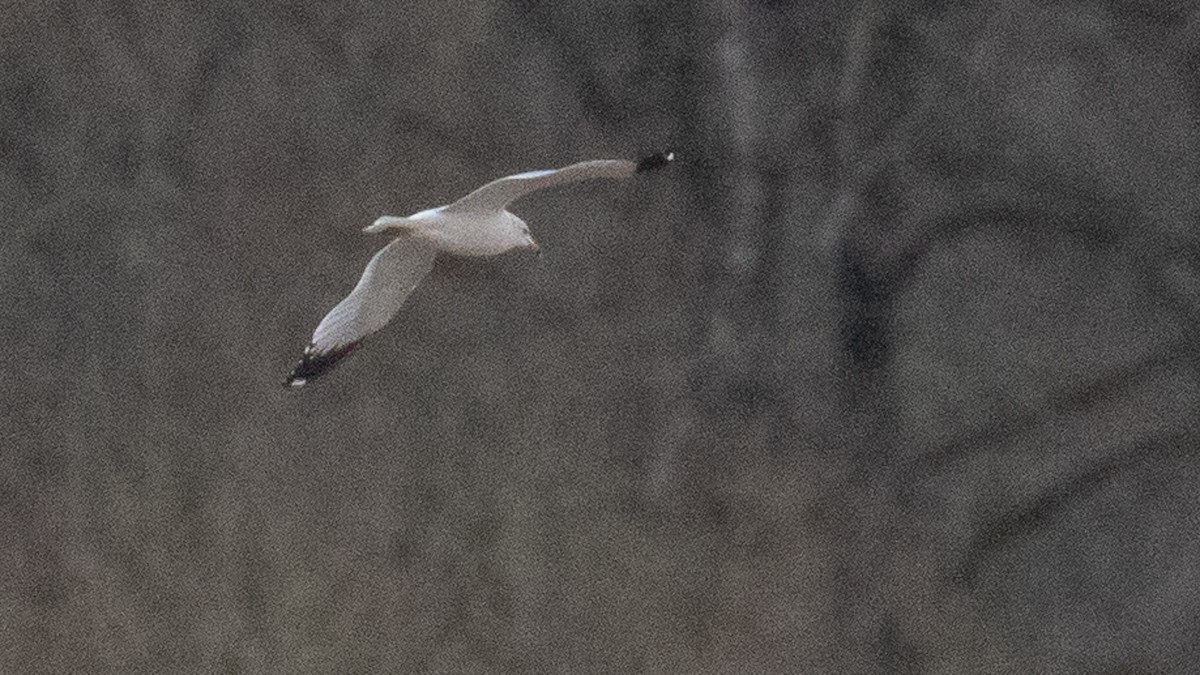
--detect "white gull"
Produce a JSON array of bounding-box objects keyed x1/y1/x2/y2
[{"x1": 284, "y1": 151, "x2": 675, "y2": 387}]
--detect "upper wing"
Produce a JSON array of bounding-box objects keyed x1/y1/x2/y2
[
  {"x1": 443, "y1": 151, "x2": 675, "y2": 214},
  {"x1": 284, "y1": 235, "x2": 436, "y2": 387}
]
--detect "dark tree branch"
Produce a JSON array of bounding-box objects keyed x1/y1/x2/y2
[
  {"x1": 907, "y1": 342, "x2": 1189, "y2": 479},
  {"x1": 505, "y1": 1, "x2": 624, "y2": 129},
  {"x1": 954, "y1": 430, "x2": 1195, "y2": 587}
]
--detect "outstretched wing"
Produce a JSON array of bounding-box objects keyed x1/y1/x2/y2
[
  {"x1": 284, "y1": 235, "x2": 436, "y2": 387},
  {"x1": 443, "y1": 151, "x2": 674, "y2": 214}
]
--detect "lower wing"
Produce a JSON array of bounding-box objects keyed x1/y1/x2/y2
[{"x1": 285, "y1": 235, "x2": 436, "y2": 387}]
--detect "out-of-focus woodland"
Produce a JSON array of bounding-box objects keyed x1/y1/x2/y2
[{"x1": 4, "y1": 1, "x2": 1200, "y2": 672}]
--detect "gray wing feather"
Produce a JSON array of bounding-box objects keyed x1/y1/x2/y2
[
  {"x1": 285, "y1": 235, "x2": 436, "y2": 386},
  {"x1": 310, "y1": 235, "x2": 436, "y2": 353},
  {"x1": 443, "y1": 159, "x2": 637, "y2": 213}
]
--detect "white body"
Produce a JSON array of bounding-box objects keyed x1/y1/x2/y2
[{"x1": 366, "y1": 207, "x2": 534, "y2": 257}]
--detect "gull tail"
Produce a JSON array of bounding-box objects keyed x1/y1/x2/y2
[
  {"x1": 635, "y1": 151, "x2": 675, "y2": 173},
  {"x1": 363, "y1": 216, "x2": 408, "y2": 235},
  {"x1": 283, "y1": 341, "x2": 362, "y2": 387}
]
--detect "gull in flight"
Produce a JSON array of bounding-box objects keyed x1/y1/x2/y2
[{"x1": 284, "y1": 151, "x2": 675, "y2": 387}]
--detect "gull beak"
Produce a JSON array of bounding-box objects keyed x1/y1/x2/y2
[{"x1": 528, "y1": 238, "x2": 541, "y2": 254}]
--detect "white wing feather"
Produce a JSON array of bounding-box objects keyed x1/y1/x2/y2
[{"x1": 285, "y1": 235, "x2": 435, "y2": 386}]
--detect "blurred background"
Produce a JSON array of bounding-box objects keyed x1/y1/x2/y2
[{"x1": 4, "y1": 1, "x2": 1200, "y2": 672}]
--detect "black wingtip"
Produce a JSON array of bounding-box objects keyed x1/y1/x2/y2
[
  {"x1": 635, "y1": 151, "x2": 676, "y2": 174},
  {"x1": 282, "y1": 341, "x2": 362, "y2": 388}
]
